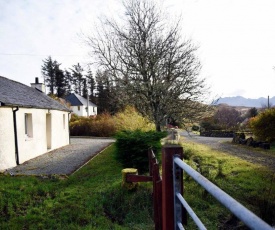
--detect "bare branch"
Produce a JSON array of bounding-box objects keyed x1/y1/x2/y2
[{"x1": 86, "y1": 0, "x2": 209, "y2": 130}]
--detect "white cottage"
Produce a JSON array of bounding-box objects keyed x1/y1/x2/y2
[
  {"x1": 65, "y1": 93, "x2": 97, "y2": 117},
  {"x1": 0, "y1": 76, "x2": 71, "y2": 172}
]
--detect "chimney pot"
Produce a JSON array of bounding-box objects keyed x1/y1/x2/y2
[{"x1": 31, "y1": 77, "x2": 45, "y2": 93}]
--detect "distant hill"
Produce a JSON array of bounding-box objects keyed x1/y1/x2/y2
[{"x1": 215, "y1": 96, "x2": 275, "y2": 108}]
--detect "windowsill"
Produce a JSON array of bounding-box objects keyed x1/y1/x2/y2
[{"x1": 25, "y1": 135, "x2": 33, "y2": 141}]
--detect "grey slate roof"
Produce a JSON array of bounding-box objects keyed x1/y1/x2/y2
[
  {"x1": 65, "y1": 93, "x2": 97, "y2": 107},
  {"x1": 0, "y1": 76, "x2": 71, "y2": 111}
]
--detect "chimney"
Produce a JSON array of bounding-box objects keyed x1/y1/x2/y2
[{"x1": 31, "y1": 77, "x2": 45, "y2": 93}]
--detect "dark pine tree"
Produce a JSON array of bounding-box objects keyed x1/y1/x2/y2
[
  {"x1": 95, "y1": 71, "x2": 109, "y2": 114},
  {"x1": 82, "y1": 78, "x2": 88, "y2": 99},
  {"x1": 70, "y1": 63, "x2": 84, "y2": 95},
  {"x1": 64, "y1": 69, "x2": 73, "y2": 95},
  {"x1": 41, "y1": 56, "x2": 56, "y2": 95},
  {"x1": 55, "y1": 65, "x2": 66, "y2": 98},
  {"x1": 86, "y1": 68, "x2": 96, "y2": 103},
  {"x1": 96, "y1": 82, "x2": 108, "y2": 114},
  {"x1": 95, "y1": 70, "x2": 122, "y2": 114}
]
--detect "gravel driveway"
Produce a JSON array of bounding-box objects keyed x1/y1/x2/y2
[
  {"x1": 7, "y1": 137, "x2": 115, "y2": 176},
  {"x1": 180, "y1": 131, "x2": 275, "y2": 172}
]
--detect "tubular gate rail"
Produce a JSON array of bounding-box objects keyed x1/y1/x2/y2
[{"x1": 126, "y1": 145, "x2": 273, "y2": 230}]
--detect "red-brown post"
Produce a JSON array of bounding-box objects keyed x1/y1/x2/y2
[
  {"x1": 153, "y1": 162, "x2": 162, "y2": 230},
  {"x1": 162, "y1": 145, "x2": 183, "y2": 230},
  {"x1": 148, "y1": 148, "x2": 156, "y2": 176}
]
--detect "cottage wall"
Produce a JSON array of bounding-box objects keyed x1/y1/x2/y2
[
  {"x1": 17, "y1": 108, "x2": 47, "y2": 163},
  {"x1": 0, "y1": 108, "x2": 16, "y2": 171},
  {"x1": 50, "y1": 110, "x2": 70, "y2": 149},
  {"x1": 0, "y1": 107, "x2": 70, "y2": 171}
]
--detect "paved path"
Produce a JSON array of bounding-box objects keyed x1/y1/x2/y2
[
  {"x1": 180, "y1": 131, "x2": 275, "y2": 172},
  {"x1": 180, "y1": 131, "x2": 232, "y2": 146},
  {"x1": 7, "y1": 137, "x2": 115, "y2": 176}
]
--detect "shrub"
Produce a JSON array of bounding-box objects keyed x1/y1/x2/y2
[
  {"x1": 200, "y1": 117, "x2": 221, "y2": 131},
  {"x1": 69, "y1": 117, "x2": 92, "y2": 136},
  {"x1": 69, "y1": 113, "x2": 117, "y2": 137},
  {"x1": 115, "y1": 130, "x2": 167, "y2": 173},
  {"x1": 69, "y1": 106, "x2": 155, "y2": 137},
  {"x1": 70, "y1": 113, "x2": 80, "y2": 122},
  {"x1": 89, "y1": 113, "x2": 117, "y2": 137},
  {"x1": 192, "y1": 125, "x2": 200, "y2": 131},
  {"x1": 249, "y1": 108, "x2": 275, "y2": 142},
  {"x1": 113, "y1": 106, "x2": 154, "y2": 131}
]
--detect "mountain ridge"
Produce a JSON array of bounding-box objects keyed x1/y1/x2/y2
[{"x1": 215, "y1": 96, "x2": 275, "y2": 108}]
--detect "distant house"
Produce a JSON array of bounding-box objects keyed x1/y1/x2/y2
[
  {"x1": 65, "y1": 93, "x2": 97, "y2": 117},
  {"x1": 0, "y1": 76, "x2": 71, "y2": 172}
]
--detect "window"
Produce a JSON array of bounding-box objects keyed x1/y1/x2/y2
[
  {"x1": 25, "y1": 113, "x2": 33, "y2": 138},
  {"x1": 78, "y1": 106, "x2": 80, "y2": 111}
]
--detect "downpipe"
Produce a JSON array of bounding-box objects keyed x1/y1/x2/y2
[
  {"x1": 68, "y1": 111, "x2": 71, "y2": 144},
  {"x1": 12, "y1": 107, "x2": 19, "y2": 165}
]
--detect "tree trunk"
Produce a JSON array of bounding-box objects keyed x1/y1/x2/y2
[{"x1": 155, "y1": 123, "x2": 161, "y2": 132}]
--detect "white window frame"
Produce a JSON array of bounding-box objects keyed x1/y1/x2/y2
[
  {"x1": 25, "y1": 113, "x2": 33, "y2": 138},
  {"x1": 63, "y1": 114, "x2": 66, "y2": 129}
]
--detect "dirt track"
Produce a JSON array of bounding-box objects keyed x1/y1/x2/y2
[{"x1": 180, "y1": 131, "x2": 275, "y2": 173}]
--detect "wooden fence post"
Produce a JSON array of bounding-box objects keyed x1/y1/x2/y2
[
  {"x1": 121, "y1": 168, "x2": 138, "y2": 190},
  {"x1": 153, "y1": 162, "x2": 162, "y2": 230},
  {"x1": 162, "y1": 145, "x2": 183, "y2": 230}
]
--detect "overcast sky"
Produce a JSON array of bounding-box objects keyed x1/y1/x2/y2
[{"x1": 1, "y1": 0, "x2": 275, "y2": 99}]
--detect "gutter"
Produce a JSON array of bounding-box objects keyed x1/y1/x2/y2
[{"x1": 12, "y1": 107, "x2": 20, "y2": 165}]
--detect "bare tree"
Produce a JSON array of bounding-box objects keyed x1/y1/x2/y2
[
  {"x1": 86, "y1": 0, "x2": 208, "y2": 131},
  {"x1": 214, "y1": 107, "x2": 242, "y2": 130}
]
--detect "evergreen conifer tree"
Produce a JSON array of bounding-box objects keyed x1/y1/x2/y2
[
  {"x1": 70, "y1": 63, "x2": 84, "y2": 95},
  {"x1": 86, "y1": 68, "x2": 96, "y2": 103},
  {"x1": 64, "y1": 69, "x2": 73, "y2": 95},
  {"x1": 55, "y1": 65, "x2": 66, "y2": 98},
  {"x1": 41, "y1": 56, "x2": 56, "y2": 95}
]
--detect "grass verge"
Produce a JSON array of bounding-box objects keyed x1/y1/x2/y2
[
  {"x1": 181, "y1": 140, "x2": 275, "y2": 229},
  {"x1": 0, "y1": 144, "x2": 154, "y2": 230},
  {"x1": 1, "y1": 140, "x2": 274, "y2": 229},
  {"x1": 231, "y1": 141, "x2": 275, "y2": 157}
]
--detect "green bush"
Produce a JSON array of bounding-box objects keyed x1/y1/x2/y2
[
  {"x1": 192, "y1": 125, "x2": 200, "y2": 131},
  {"x1": 199, "y1": 116, "x2": 221, "y2": 131},
  {"x1": 69, "y1": 117, "x2": 91, "y2": 136},
  {"x1": 249, "y1": 108, "x2": 275, "y2": 142},
  {"x1": 115, "y1": 130, "x2": 167, "y2": 173}
]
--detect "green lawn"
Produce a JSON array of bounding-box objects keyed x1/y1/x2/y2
[
  {"x1": 0, "y1": 144, "x2": 154, "y2": 230},
  {"x1": 1, "y1": 142, "x2": 274, "y2": 229}
]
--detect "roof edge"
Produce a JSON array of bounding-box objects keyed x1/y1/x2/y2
[{"x1": 0, "y1": 104, "x2": 71, "y2": 112}]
